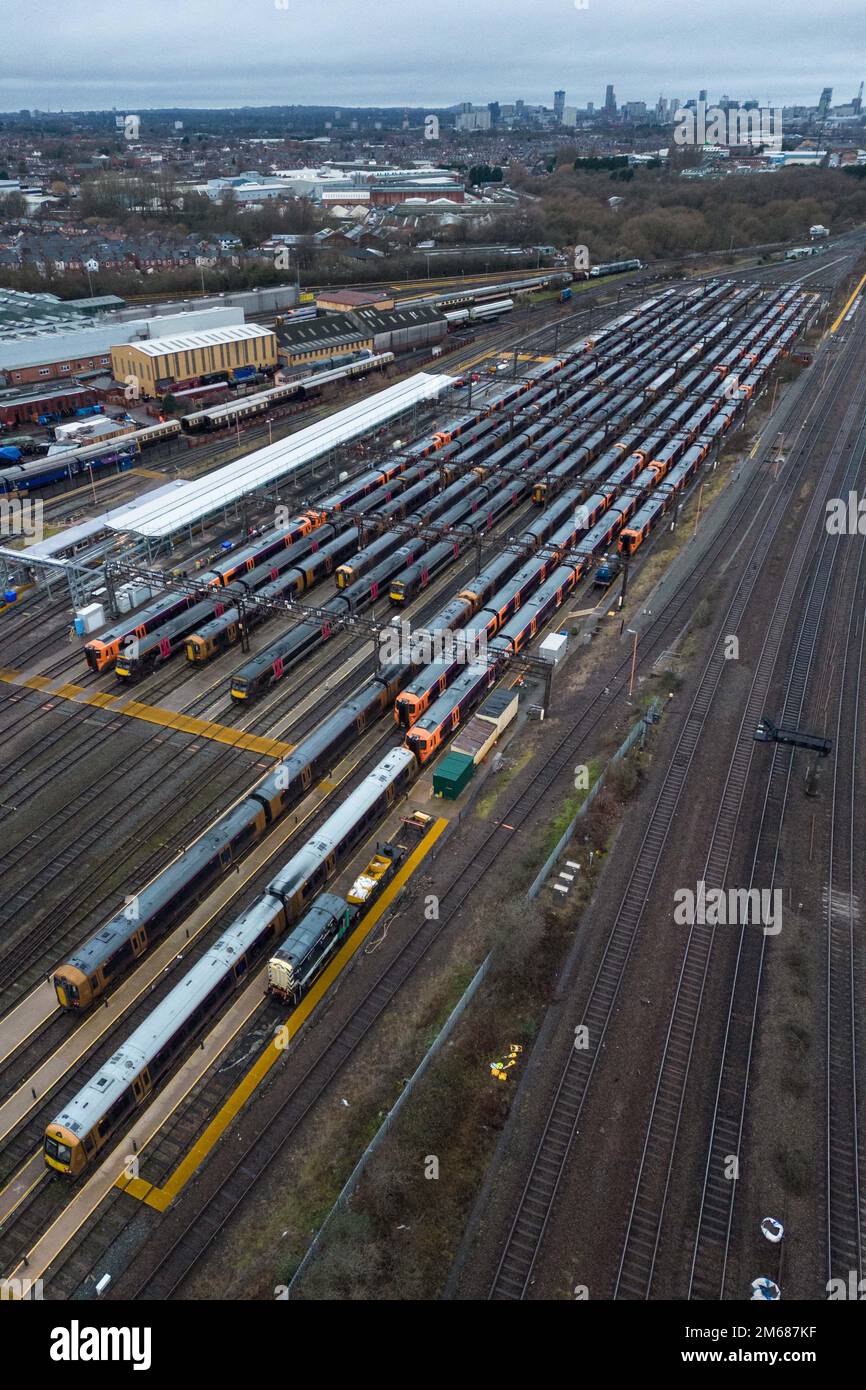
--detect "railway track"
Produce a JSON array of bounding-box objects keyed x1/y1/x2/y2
[
  {"x1": 622, "y1": 411, "x2": 866, "y2": 1302},
  {"x1": 0, "y1": 719, "x2": 401, "y2": 1275},
  {"x1": 485, "y1": 306, "x2": 866, "y2": 1300},
  {"x1": 0, "y1": 274, "x2": 827, "y2": 1291},
  {"x1": 108, "y1": 298, "x2": 829, "y2": 1301},
  {"x1": 823, "y1": 540, "x2": 865, "y2": 1289}
]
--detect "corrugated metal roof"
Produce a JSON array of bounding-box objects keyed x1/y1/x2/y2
[
  {"x1": 355, "y1": 304, "x2": 446, "y2": 331},
  {"x1": 120, "y1": 323, "x2": 274, "y2": 358},
  {"x1": 106, "y1": 373, "x2": 453, "y2": 539}
]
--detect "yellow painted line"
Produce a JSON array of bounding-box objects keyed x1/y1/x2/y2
[
  {"x1": 118, "y1": 816, "x2": 449, "y2": 1211},
  {"x1": 0, "y1": 668, "x2": 291, "y2": 757},
  {"x1": 81, "y1": 691, "x2": 118, "y2": 709},
  {"x1": 749, "y1": 433, "x2": 763, "y2": 459},
  {"x1": 831, "y1": 271, "x2": 866, "y2": 334},
  {"x1": 0, "y1": 584, "x2": 35, "y2": 614},
  {"x1": 122, "y1": 700, "x2": 294, "y2": 758}
]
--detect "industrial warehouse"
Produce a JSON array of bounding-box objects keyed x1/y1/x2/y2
[{"x1": 110, "y1": 322, "x2": 278, "y2": 396}]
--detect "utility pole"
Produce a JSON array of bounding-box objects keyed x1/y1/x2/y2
[
  {"x1": 617, "y1": 556, "x2": 630, "y2": 608},
  {"x1": 627, "y1": 628, "x2": 638, "y2": 698}
]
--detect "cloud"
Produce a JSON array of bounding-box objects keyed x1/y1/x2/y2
[{"x1": 3, "y1": 0, "x2": 864, "y2": 110}]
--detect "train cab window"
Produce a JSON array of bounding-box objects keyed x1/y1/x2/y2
[{"x1": 45, "y1": 1138, "x2": 72, "y2": 1164}]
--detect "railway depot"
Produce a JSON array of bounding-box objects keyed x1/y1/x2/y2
[{"x1": 1, "y1": 242, "x2": 864, "y2": 1318}]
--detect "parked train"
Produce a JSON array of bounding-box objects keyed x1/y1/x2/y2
[
  {"x1": 45, "y1": 747, "x2": 416, "y2": 1177},
  {"x1": 179, "y1": 353, "x2": 395, "y2": 432},
  {"x1": 0, "y1": 418, "x2": 181, "y2": 496},
  {"x1": 54, "y1": 282, "x2": 806, "y2": 1019},
  {"x1": 83, "y1": 513, "x2": 326, "y2": 672},
  {"x1": 44, "y1": 283, "x2": 807, "y2": 1180},
  {"x1": 443, "y1": 298, "x2": 514, "y2": 328},
  {"x1": 587, "y1": 259, "x2": 643, "y2": 279}
]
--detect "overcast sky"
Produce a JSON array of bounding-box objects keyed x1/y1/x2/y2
[{"x1": 3, "y1": 0, "x2": 864, "y2": 112}]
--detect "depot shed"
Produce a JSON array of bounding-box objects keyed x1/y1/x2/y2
[{"x1": 110, "y1": 323, "x2": 277, "y2": 397}]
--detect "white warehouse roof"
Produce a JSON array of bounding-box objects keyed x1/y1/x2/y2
[
  {"x1": 106, "y1": 373, "x2": 453, "y2": 539},
  {"x1": 121, "y1": 323, "x2": 274, "y2": 357}
]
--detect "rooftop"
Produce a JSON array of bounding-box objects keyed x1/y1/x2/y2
[{"x1": 117, "y1": 323, "x2": 274, "y2": 358}]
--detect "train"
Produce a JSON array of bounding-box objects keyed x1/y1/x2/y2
[
  {"x1": 44, "y1": 747, "x2": 416, "y2": 1177},
  {"x1": 179, "y1": 353, "x2": 395, "y2": 432},
  {"x1": 443, "y1": 298, "x2": 514, "y2": 328},
  {"x1": 54, "y1": 282, "x2": 807, "y2": 1006},
  {"x1": 0, "y1": 418, "x2": 182, "y2": 496},
  {"x1": 44, "y1": 281, "x2": 809, "y2": 1177},
  {"x1": 587, "y1": 259, "x2": 643, "y2": 279}
]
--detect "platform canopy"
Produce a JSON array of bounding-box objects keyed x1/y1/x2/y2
[{"x1": 105, "y1": 372, "x2": 453, "y2": 539}]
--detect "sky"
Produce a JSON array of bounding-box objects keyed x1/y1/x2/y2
[{"x1": 2, "y1": 0, "x2": 864, "y2": 113}]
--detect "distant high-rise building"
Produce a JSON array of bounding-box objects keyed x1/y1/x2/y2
[
  {"x1": 554, "y1": 90, "x2": 566, "y2": 122},
  {"x1": 587, "y1": 101, "x2": 594, "y2": 115},
  {"x1": 853, "y1": 81, "x2": 863, "y2": 115},
  {"x1": 604, "y1": 84, "x2": 617, "y2": 114},
  {"x1": 818, "y1": 87, "x2": 833, "y2": 116},
  {"x1": 488, "y1": 101, "x2": 500, "y2": 127},
  {"x1": 698, "y1": 88, "x2": 708, "y2": 103},
  {"x1": 456, "y1": 108, "x2": 492, "y2": 132}
]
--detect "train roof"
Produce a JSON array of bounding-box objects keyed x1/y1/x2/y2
[
  {"x1": 64, "y1": 799, "x2": 263, "y2": 977},
  {"x1": 53, "y1": 893, "x2": 283, "y2": 1137},
  {"x1": 269, "y1": 894, "x2": 348, "y2": 967},
  {"x1": 268, "y1": 747, "x2": 414, "y2": 899}
]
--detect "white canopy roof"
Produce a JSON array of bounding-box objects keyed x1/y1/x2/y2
[{"x1": 106, "y1": 373, "x2": 453, "y2": 539}]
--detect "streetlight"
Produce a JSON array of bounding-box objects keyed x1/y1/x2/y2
[{"x1": 627, "y1": 628, "x2": 638, "y2": 698}]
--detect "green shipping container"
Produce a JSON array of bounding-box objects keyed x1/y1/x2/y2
[{"x1": 432, "y1": 750, "x2": 475, "y2": 800}]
